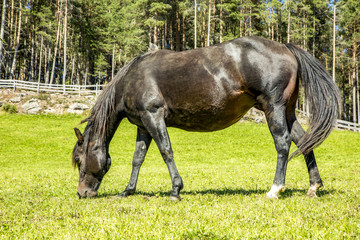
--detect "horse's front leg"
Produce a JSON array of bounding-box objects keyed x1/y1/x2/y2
[
  {"x1": 141, "y1": 108, "x2": 183, "y2": 201},
  {"x1": 119, "y1": 127, "x2": 152, "y2": 198},
  {"x1": 265, "y1": 106, "x2": 291, "y2": 199}
]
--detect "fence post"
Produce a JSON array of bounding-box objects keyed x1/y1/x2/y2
[
  {"x1": 78, "y1": 84, "x2": 81, "y2": 96},
  {"x1": 13, "y1": 80, "x2": 16, "y2": 91},
  {"x1": 96, "y1": 82, "x2": 98, "y2": 96}
]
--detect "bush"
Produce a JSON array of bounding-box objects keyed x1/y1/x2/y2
[{"x1": 2, "y1": 104, "x2": 17, "y2": 114}]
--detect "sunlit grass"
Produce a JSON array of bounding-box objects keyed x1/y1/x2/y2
[{"x1": 0, "y1": 113, "x2": 359, "y2": 239}]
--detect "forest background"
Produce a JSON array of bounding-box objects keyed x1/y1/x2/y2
[{"x1": 0, "y1": 0, "x2": 359, "y2": 123}]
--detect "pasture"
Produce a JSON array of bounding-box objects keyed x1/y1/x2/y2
[{"x1": 0, "y1": 113, "x2": 359, "y2": 239}]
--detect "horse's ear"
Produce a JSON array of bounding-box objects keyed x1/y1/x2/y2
[{"x1": 74, "y1": 128, "x2": 84, "y2": 144}]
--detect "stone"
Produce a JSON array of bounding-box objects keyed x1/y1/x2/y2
[
  {"x1": 69, "y1": 103, "x2": 89, "y2": 111},
  {"x1": 67, "y1": 109, "x2": 83, "y2": 114},
  {"x1": 28, "y1": 107, "x2": 42, "y2": 115},
  {"x1": 44, "y1": 108, "x2": 56, "y2": 114},
  {"x1": 10, "y1": 96, "x2": 21, "y2": 103},
  {"x1": 22, "y1": 99, "x2": 42, "y2": 114}
]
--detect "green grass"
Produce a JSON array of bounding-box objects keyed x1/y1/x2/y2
[{"x1": 0, "y1": 113, "x2": 359, "y2": 239}]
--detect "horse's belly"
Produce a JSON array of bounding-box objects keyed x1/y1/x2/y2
[{"x1": 165, "y1": 92, "x2": 256, "y2": 132}]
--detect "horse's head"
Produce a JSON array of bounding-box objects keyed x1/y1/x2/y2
[{"x1": 72, "y1": 127, "x2": 111, "y2": 198}]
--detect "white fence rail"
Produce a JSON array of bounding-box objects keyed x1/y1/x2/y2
[
  {"x1": 297, "y1": 110, "x2": 360, "y2": 132},
  {"x1": 0, "y1": 79, "x2": 105, "y2": 95},
  {"x1": 336, "y1": 119, "x2": 360, "y2": 132},
  {"x1": 1, "y1": 80, "x2": 359, "y2": 132}
]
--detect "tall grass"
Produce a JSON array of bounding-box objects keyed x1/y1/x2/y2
[{"x1": 0, "y1": 113, "x2": 359, "y2": 239}]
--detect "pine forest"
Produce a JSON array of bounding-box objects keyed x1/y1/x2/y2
[{"x1": 0, "y1": 0, "x2": 359, "y2": 123}]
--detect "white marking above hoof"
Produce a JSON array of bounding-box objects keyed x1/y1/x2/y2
[
  {"x1": 266, "y1": 184, "x2": 285, "y2": 199},
  {"x1": 306, "y1": 183, "x2": 322, "y2": 198}
]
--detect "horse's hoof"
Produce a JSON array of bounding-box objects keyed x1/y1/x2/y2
[
  {"x1": 118, "y1": 191, "x2": 130, "y2": 199},
  {"x1": 265, "y1": 193, "x2": 278, "y2": 200},
  {"x1": 306, "y1": 189, "x2": 318, "y2": 198},
  {"x1": 306, "y1": 183, "x2": 322, "y2": 198},
  {"x1": 306, "y1": 192, "x2": 317, "y2": 198},
  {"x1": 170, "y1": 195, "x2": 181, "y2": 201}
]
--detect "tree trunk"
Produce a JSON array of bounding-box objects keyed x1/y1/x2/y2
[
  {"x1": 182, "y1": 16, "x2": 186, "y2": 50},
  {"x1": 45, "y1": 42, "x2": 52, "y2": 84},
  {"x1": 163, "y1": 18, "x2": 167, "y2": 49},
  {"x1": 70, "y1": 53, "x2": 76, "y2": 85},
  {"x1": 313, "y1": 14, "x2": 315, "y2": 56},
  {"x1": 207, "y1": 0, "x2": 211, "y2": 47},
  {"x1": 29, "y1": 25, "x2": 35, "y2": 81},
  {"x1": 287, "y1": 4, "x2": 291, "y2": 43},
  {"x1": 352, "y1": 39, "x2": 357, "y2": 123},
  {"x1": 0, "y1": 0, "x2": 7, "y2": 76},
  {"x1": 332, "y1": 3, "x2": 336, "y2": 82},
  {"x1": 219, "y1": 0, "x2": 223, "y2": 43},
  {"x1": 50, "y1": 0, "x2": 63, "y2": 85},
  {"x1": 62, "y1": 0, "x2": 68, "y2": 89},
  {"x1": 9, "y1": 0, "x2": 22, "y2": 80},
  {"x1": 154, "y1": 13, "x2": 158, "y2": 46},
  {"x1": 37, "y1": 35, "x2": 44, "y2": 85},
  {"x1": 194, "y1": 0, "x2": 197, "y2": 48},
  {"x1": 201, "y1": 7, "x2": 205, "y2": 47},
  {"x1": 170, "y1": 21, "x2": 173, "y2": 50},
  {"x1": 357, "y1": 62, "x2": 359, "y2": 124},
  {"x1": 249, "y1": 6, "x2": 252, "y2": 36},
  {"x1": 176, "y1": 9, "x2": 180, "y2": 51},
  {"x1": 211, "y1": 0, "x2": 216, "y2": 45},
  {"x1": 112, "y1": 43, "x2": 115, "y2": 81}
]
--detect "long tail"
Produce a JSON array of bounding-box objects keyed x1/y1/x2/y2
[{"x1": 285, "y1": 43, "x2": 341, "y2": 157}]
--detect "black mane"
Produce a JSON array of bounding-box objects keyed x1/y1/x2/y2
[{"x1": 80, "y1": 56, "x2": 142, "y2": 137}]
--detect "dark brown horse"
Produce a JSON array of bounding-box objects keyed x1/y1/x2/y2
[{"x1": 72, "y1": 36, "x2": 340, "y2": 200}]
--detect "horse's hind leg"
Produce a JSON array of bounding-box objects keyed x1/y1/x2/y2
[
  {"x1": 119, "y1": 127, "x2": 152, "y2": 198},
  {"x1": 265, "y1": 106, "x2": 292, "y2": 199},
  {"x1": 141, "y1": 108, "x2": 183, "y2": 201},
  {"x1": 288, "y1": 117, "x2": 323, "y2": 197}
]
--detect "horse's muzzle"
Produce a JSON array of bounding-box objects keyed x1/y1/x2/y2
[{"x1": 77, "y1": 189, "x2": 98, "y2": 199}]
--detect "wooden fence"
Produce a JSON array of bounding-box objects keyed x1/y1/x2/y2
[
  {"x1": 297, "y1": 110, "x2": 360, "y2": 132},
  {"x1": 1, "y1": 79, "x2": 359, "y2": 132},
  {"x1": 0, "y1": 79, "x2": 105, "y2": 96}
]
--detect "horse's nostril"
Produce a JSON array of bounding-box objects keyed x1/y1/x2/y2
[{"x1": 77, "y1": 192, "x2": 81, "y2": 199}]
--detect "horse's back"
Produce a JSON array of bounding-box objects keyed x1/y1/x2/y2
[{"x1": 121, "y1": 37, "x2": 298, "y2": 131}]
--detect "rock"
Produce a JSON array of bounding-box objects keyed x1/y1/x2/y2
[
  {"x1": 28, "y1": 107, "x2": 42, "y2": 115},
  {"x1": 69, "y1": 103, "x2": 89, "y2": 111},
  {"x1": 44, "y1": 108, "x2": 56, "y2": 114},
  {"x1": 10, "y1": 96, "x2": 21, "y2": 103},
  {"x1": 67, "y1": 109, "x2": 83, "y2": 114},
  {"x1": 22, "y1": 99, "x2": 42, "y2": 114}
]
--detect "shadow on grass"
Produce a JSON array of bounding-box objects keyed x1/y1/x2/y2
[
  {"x1": 281, "y1": 188, "x2": 339, "y2": 198},
  {"x1": 97, "y1": 187, "x2": 339, "y2": 199}
]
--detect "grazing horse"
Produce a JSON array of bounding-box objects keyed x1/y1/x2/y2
[{"x1": 72, "y1": 36, "x2": 340, "y2": 200}]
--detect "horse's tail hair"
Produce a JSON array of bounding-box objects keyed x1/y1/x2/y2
[{"x1": 285, "y1": 43, "x2": 341, "y2": 158}]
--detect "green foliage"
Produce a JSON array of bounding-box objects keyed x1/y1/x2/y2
[
  {"x1": 1, "y1": 0, "x2": 359, "y2": 120},
  {"x1": 0, "y1": 115, "x2": 359, "y2": 238},
  {"x1": 2, "y1": 104, "x2": 17, "y2": 114}
]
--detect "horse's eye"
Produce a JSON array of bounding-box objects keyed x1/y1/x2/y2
[{"x1": 75, "y1": 157, "x2": 80, "y2": 163}]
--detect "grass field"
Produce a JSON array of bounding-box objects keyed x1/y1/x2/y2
[{"x1": 0, "y1": 113, "x2": 359, "y2": 239}]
